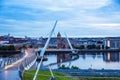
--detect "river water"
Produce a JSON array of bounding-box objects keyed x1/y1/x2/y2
[{"x1": 43, "y1": 52, "x2": 120, "y2": 70}]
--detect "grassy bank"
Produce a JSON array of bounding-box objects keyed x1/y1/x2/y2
[
  {"x1": 23, "y1": 70, "x2": 72, "y2": 80},
  {"x1": 23, "y1": 70, "x2": 120, "y2": 80}
]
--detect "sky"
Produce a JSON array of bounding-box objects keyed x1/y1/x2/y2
[{"x1": 0, "y1": 0, "x2": 120, "y2": 37}]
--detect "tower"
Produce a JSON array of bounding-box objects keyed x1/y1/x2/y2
[
  {"x1": 57, "y1": 32, "x2": 61, "y2": 40},
  {"x1": 57, "y1": 32, "x2": 62, "y2": 48}
]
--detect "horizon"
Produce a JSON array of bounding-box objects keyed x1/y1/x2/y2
[
  {"x1": 0, "y1": 33, "x2": 120, "y2": 38},
  {"x1": 0, "y1": 0, "x2": 120, "y2": 37}
]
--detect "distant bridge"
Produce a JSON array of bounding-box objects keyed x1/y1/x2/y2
[{"x1": 37, "y1": 49, "x2": 78, "y2": 54}]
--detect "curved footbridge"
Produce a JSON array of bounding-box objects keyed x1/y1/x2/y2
[
  {"x1": 37, "y1": 49, "x2": 79, "y2": 55},
  {"x1": 0, "y1": 48, "x2": 37, "y2": 80}
]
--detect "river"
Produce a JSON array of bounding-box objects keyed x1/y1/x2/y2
[{"x1": 43, "y1": 52, "x2": 120, "y2": 70}]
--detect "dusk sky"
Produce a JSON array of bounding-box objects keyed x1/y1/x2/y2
[{"x1": 0, "y1": 0, "x2": 120, "y2": 37}]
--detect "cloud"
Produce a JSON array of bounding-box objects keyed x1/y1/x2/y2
[
  {"x1": 0, "y1": 18, "x2": 57, "y2": 37},
  {"x1": 87, "y1": 23, "x2": 120, "y2": 30},
  {"x1": 1, "y1": 17, "x2": 120, "y2": 37},
  {"x1": 46, "y1": 7, "x2": 72, "y2": 11},
  {"x1": 0, "y1": 0, "x2": 120, "y2": 37},
  {"x1": 57, "y1": 19, "x2": 120, "y2": 31},
  {"x1": 0, "y1": 0, "x2": 112, "y2": 21},
  {"x1": 5, "y1": 0, "x2": 110, "y2": 11}
]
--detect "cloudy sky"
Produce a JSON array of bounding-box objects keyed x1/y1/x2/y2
[{"x1": 0, "y1": 0, "x2": 120, "y2": 37}]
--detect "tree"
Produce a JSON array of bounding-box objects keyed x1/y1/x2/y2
[
  {"x1": 87, "y1": 45, "x2": 92, "y2": 49},
  {"x1": 87, "y1": 45, "x2": 96, "y2": 49},
  {"x1": 79, "y1": 45, "x2": 85, "y2": 49},
  {"x1": 9, "y1": 45, "x2": 16, "y2": 50},
  {"x1": 96, "y1": 46, "x2": 100, "y2": 49},
  {"x1": 0, "y1": 45, "x2": 15, "y2": 50},
  {"x1": 21, "y1": 45, "x2": 27, "y2": 49}
]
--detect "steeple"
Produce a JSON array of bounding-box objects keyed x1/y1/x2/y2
[
  {"x1": 57, "y1": 32, "x2": 61, "y2": 40},
  {"x1": 57, "y1": 32, "x2": 61, "y2": 37}
]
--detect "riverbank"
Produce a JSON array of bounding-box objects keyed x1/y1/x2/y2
[
  {"x1": 39, "y1": 49, "x2": 120, "y2": 55},
  {"x1": 23, "y1": 70, "x2": 120, "y2": 80},
  {"x1": 54, "y1": 69, "x2": 120, "y2": 77},
  {"x1": 78, "y1": 49, "x2": 120, "y2": 52},
  {"x1": 0, "y1": 50, "x2": 22, "y2": 57}
]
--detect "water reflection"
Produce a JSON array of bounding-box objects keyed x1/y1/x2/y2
[
  {"x1": 44, "y1": 52, "x2": 120, "y2": 70},
  {"x1": 57, "y1": 54, "x2": 71, "y2": 67},
  {"x1": 0, "y1": 54, "x2": 24, "y2": 70},
  {"x1": 103, "y1": 52, "x2": 120, "y2": 62}
]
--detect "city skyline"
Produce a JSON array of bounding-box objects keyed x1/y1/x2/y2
[{"x1": 0, "y1": 0, "x2": 120, "y2": 37}]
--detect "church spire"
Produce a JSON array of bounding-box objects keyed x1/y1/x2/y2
[{"x1": 57, "y1": 32, "x2": 61, "y2": 37}]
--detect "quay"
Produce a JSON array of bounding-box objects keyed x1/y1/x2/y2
[
  {"x1": 37, "y1": 49, "x2": 120, "y2": 54},
  {"x1": 0, "y1": 50, "x2": 22, "y2": 56}
]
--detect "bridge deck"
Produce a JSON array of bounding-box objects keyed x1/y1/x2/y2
[{"x1": 0, "y1": 49, "x2": 36, "y2": 80}]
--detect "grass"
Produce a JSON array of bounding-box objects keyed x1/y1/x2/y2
[
  {"x1": 23, "y1": 70, "x2": 120, "y2": 80},
  {"x1": 23, "y1": 70, "x2": 72, "y2": 80}
]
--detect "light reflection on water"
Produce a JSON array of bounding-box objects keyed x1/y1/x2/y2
[{"x1": 43, "y1": 52, "x2": 120, "y2": 70}]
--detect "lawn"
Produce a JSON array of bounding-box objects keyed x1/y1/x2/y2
[
  {"x1": 23, "y1": 70, "x2": 72, "y2": 80},
  {"x1": 23, "y1": 70, "x2": 120, "y2": 80}
]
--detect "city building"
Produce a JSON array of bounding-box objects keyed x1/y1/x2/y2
[{"x1": 106, "y1": 37, "x2": 120, "y2": 49}]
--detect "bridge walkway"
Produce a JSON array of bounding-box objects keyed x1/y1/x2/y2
[{"x1": 0, "y1": 48, "x2": 37, "y2": 80}]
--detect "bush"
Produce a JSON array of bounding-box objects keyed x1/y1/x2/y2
[
  {"x1": 71, "y1": 66, "x2": 79, "y2": 69},
  {"x1": 59, "y1": 65, "x2": 70, "y2": 69}
]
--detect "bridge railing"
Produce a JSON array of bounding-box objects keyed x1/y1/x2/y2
[
  {"x1": 19, "y1": 50, "x2": 37, "y2": 71},
  {"x1": 0, "y1": 53, "x2": 24, "y2": 70}
]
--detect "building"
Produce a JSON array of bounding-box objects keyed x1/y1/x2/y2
[
  {"x1": 56, "y1": 32, "x2": 71, "y2": 67},
  {"x1": 106, "y1": 37, "x2": 120, "y2": 49},
  {"x1": 57, "y1": 32, "x2": 67, "y2": 48}
]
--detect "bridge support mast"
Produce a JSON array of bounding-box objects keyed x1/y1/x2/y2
[
  {"x1": 33, "y1": 21, "x2": 57, "y2": 80},
  {"x1": 65, "y1": 33, "x2": 75, "y2": 53}
]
